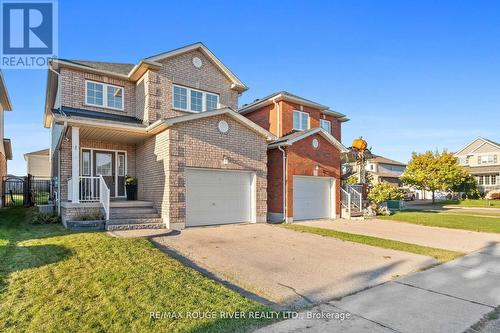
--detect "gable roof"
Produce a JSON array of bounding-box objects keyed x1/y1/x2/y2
[
  {"x1": 146, "y1": 42, "x2": 248, "y2": 92},
  {"x1": 268, "y1": 127, "x2": 348, "y2": 152},
  {"x1": 55, "y1": 59, "x2": 135, "y2": 75},
  {"x1": 25, "y1": 148, "x2": 49, "y2": 156},
  {"x1": 238, "y1": 91, "x2": 349, "y2": 121},
  {"x1": 369, "y1": 155, "x2": 406, "y2": 166},
  {"x1": 160, "y1": 107, "x2": 275, "y2": 140},
  {"x1": 454, "y1": 137, "x2": 500, "y2": 156}
]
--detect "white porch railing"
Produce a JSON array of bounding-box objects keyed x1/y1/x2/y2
[
  {"x1": 346, "y1": 185, "x2": 363, "y2": 211},
  {"x1": 67, "y1": 176, "x2": 110, "y2": 220},
  {"x1": 341, "y1": 187, "x2": 351, "y2": 217},
  {"x1": 99, "y1": 175, "x2": 110, "y2": 220}
]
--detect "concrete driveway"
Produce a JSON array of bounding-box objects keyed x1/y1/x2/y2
[
  {"x1": 297, "y1": 219, "x2": 500, "y2": 253},
  {"x1": 152, "y1": 223, "x2": 437, "y2": 308}
]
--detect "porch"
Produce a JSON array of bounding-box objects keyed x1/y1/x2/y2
[{"x1": 60, "y1": 125, "x2": 163, "y2": 229}]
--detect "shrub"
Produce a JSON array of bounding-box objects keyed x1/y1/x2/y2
[
  {"x1": 368, "y1": 183, "x2": 404, "y2": 203},
  {"x1": 32, "y1": 212, "x2": 61, "y2": 225}
]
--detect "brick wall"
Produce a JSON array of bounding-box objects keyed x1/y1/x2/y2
[
  {"x1": 136, "y1": 114, "x2": 268, "y2": 229},
  {"x1": 267, "y1": 148, "x2": 284, "y2": 213},
  {"x1": 285, "y1": 133, "x2": 342, "y2": 218},
  {"x1": 158, "y1": 50, "x2": 239, "y2": 118},
  {"x1": 60, "y1": 68, "x2": 136, "y2": 117},
  {"x1": 244, "y1": 103, "x2": 276, "y2": 136}
]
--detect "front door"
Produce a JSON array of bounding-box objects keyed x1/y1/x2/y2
[{"x1": 93, "y1": 151, "x2": 115, "y2": 197}]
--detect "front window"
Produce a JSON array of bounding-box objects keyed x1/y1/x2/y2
[
  {"x1": 320, "y1": 119, "x2": 332, "y2": 133},
  {"x1": 173, "y1": 85, "x2": 220, "y2": 113},
  {"x1": 190, "y1": 90, "x2": 203, "y2": 112},
  {"x1": 95, "y1": 153, "x2": 113, "y2": 176},
  {"x1": 293, "y1": 111, "x2": 309, "y2": 131},
  {"x1": 206, "y1": 93, "x2": 219, "y2": 111},
  {"x1": 173, "y1": 86, "x2": 187, "y2": 109},
  {"x1": 86, "y1": 80, "x2": 124, "y2": 110},
  {"x1": 478, "y1": 155, "x2": 497, "y2": 164}
]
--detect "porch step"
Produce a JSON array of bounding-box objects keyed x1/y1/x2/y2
[
  {"x1": 110, "y1": 212, "x2": 160, "y2": 219},
  {"x1": 109, "y1": 201, "x2": 160, "y2": 220},
  {"x1": 110, "y1": 200, "x2": 155, "y2": 208},
  {"x1": 105, "y1": 218, "x2": 166, "y2": 231}
]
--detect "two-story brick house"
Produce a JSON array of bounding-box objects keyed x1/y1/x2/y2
[
  {"x1": 44, "y1": 43, "x2": 275, "y2": 230},
  {"x1": 239, "y1": 92, "x2": 349, "y2": 222},
  {"x1": 455, "y1": 137, "x2": 500, "y2": 194},
  {"x1": 0, "y1": 71, "x2": 13, "y2": 207}
]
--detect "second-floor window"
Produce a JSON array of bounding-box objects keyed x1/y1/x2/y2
[
  {"x1": 86, "y1": 80, "x2": 124, "y2": 110},
  {"x1": 478, "y1": 155, "x2": 497, "y2": 164},
  {"x1": 293, "y1": 111, "x2": 309, "y2": 131},
  {"x1": 320, "y1": 119, "x2": 332, "y2": 133},
  {"x1": 173, "y1": 84, "x2": 219, "y2": 113}
]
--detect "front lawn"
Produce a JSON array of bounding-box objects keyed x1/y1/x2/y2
[
  {"x1": 0, "y1": 208, "x2": 272, "y2": 333},
  {"x1": 280, "y1": 224, "x2": 462, "y2": 263},
  {"x1": 441, "y1": 199, "x2": 500, "y2": 208},
  {"x1": 380, "y1": 211, "x2": 500, "y2": 233}
]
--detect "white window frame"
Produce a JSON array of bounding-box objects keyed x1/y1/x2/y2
[
  {"x1": 172, "y1": 84, "x2": 220, "y2": 113},
  {"x1": 85, "y1": 80, "x2": 125, "y2": 111},
  {"x1": 320, "y1": 119, "x2": 332, "y2": 133},
  {"x1": 293, "y1": 110, "x2": 310, "y2": 131}
]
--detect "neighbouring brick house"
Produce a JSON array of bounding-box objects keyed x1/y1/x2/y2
[
  {"x1": 239, "y1": 92, "x2": 349, "y2": 222},
  {"x1": 44, "y1": 43, "x2": 274, "y2": 230},
  {"x1": 0, "y1": 71, "x2": 13, "y2": 207}
]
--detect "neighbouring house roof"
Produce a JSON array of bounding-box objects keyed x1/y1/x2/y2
[
  {"x1": 0, "y1": 70, "x2": 12, "y2": 111},
  {"x1": 238, "y1": 91, "x2": 349, "y2": 121},
  {"x1": 24, "y1": 148, "x2": 50, "y2": 161},
  {"x1": 369, "y1": 155, "x2": 406, "y2": 166},
  {"x1": 464, "y1": 165, "x2": 500, "y2": 174},
  {"x1": 52, "y1": 107, "x2": 144, "y2": 125},
  {"x1": 45, "y1": 42, "x2": 248, "y2": 128},
  {"x1": 455, "y1": 137, "x2": 500, "y2": 156},
  {"x1": 3, "y1": 139, "x2": 12, "y2": 160},
  {"x1": 268, "y1": 127, "x2": 348, "y2": 152}
]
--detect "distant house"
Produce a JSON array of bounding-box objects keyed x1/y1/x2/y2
[
  {"x1": 454, "y1": 137, "x2": 500, "y2": 194},
  {"x1": 0, "y1": 70, "x2": 13, "y2": 206},
  {"x1": 345, "y1": 155, "x2": 406, "y2": 186},
  {"x1": 24, "y1": 149, "x2": 50, "y2": 178}
]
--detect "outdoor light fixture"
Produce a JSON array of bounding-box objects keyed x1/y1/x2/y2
[{"x1": 222, "y1": 156, "x2": 229, "y2": 165}]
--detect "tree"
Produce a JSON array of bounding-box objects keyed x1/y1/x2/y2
[
  {"x1": 401, "y1": 150, "x2": 468, "y2": 203},
  {"x1": 368, "y1": 183, "x2": 404, "y2": 203}
]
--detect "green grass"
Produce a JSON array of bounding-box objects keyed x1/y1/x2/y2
[
  {"x1": 0, "y1": 208, "x2": 272, "y2": 333},
  {"x1": 380, "y1": 211, "x2": 500, "y2": 233},
  {"x1": 441, "y1": 199, "x2": 500, "y2": 208},
  {"x1": 3, "y1": 192, "x2": 50, "y2": 206},
  {"x1": 279, "y1": 224, "x2": 462, "y2": 263}
]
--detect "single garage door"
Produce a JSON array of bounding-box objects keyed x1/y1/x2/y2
[
  {"x1": 293, "y1": 176, "x2": 333, "y2": 220},
  {"x1": 186, "y1": 168, "x2": 253, "y2": 227}
]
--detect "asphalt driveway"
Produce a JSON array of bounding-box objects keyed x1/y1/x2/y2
[
  {"x1": 297, "y1": 219, "x2": 500, "y2": 253},
  {"x1": 152, "y1": 223, "x2": 437, "y2": 308}
]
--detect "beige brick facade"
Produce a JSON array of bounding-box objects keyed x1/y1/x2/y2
[
  {"x1": 0, "y1": 152, "x2": 6, "y2": 204},
  {"x1": 136, "y1": 114, "x2": 268, "y2": 229}
]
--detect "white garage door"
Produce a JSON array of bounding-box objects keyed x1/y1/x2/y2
[
  {"x1": 186, "y1": 168, "x2": 253, "y2": 227},
  {"x1": 293, "y1": 176, "x2": 333, "y2": 221}
]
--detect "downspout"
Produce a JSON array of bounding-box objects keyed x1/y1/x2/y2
[{"x1": 278, "y1": 145, "x2": 287, "y2": 223}]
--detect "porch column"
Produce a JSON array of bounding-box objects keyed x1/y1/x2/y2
[{"x1": 71, "y1": 127, "x2": 80, "y2": 203}]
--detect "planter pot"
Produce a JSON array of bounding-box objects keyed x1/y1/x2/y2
[{"x1": 126, "y1": 184, "x2": 137, "y2": 201}]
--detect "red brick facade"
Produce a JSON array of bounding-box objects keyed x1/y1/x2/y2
[{"x1": 244, "y1": 99, "x2": 344, "y2": 221}]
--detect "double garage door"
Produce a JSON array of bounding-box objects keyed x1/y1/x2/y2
[
  {"x1": 186, "y1": 168, "x2": 254, "y2": 227},
  {"x1": 293, "y1": 176, "x2": 334, "y2": 221}
]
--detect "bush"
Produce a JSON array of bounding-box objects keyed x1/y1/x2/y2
[
  {"x1": 32, "y1": 212, "x2": 61, "y2": 225},
  {"x1": 368, "y1": 183, "x2": 404, "y2": 203}
]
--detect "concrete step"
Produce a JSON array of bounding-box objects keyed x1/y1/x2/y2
[
  {"x1": 110, "y1": 212, "x2": 160, "y2": 219},
  {"x1": 106, "y1": 217, "x2": 163, "y2": 225},
  {"x1": 105, "y1": 223, "x2": 166, "y2": 231},
  {"x1": 111, "y1": 207, "x2": 157, "y2": 213},
  {"x1": 110, "y1": 200, "x2": 154, "y2": 208}
]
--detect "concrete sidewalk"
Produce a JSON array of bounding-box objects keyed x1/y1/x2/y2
[
  {"x1": 297, "y1": 219, "x2": 500, "y2": 253},
  {"x1": 255, "y1": 243, "x2": 500, "y2": 333}
]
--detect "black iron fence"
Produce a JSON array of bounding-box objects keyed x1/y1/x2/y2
[{"x1": 1, "y1": 175, "x2": 52, "y2": 207}]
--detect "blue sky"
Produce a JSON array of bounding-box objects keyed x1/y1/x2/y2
[{"x1": 3, "y1": 0, "x2": 500, "y2": 175}]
